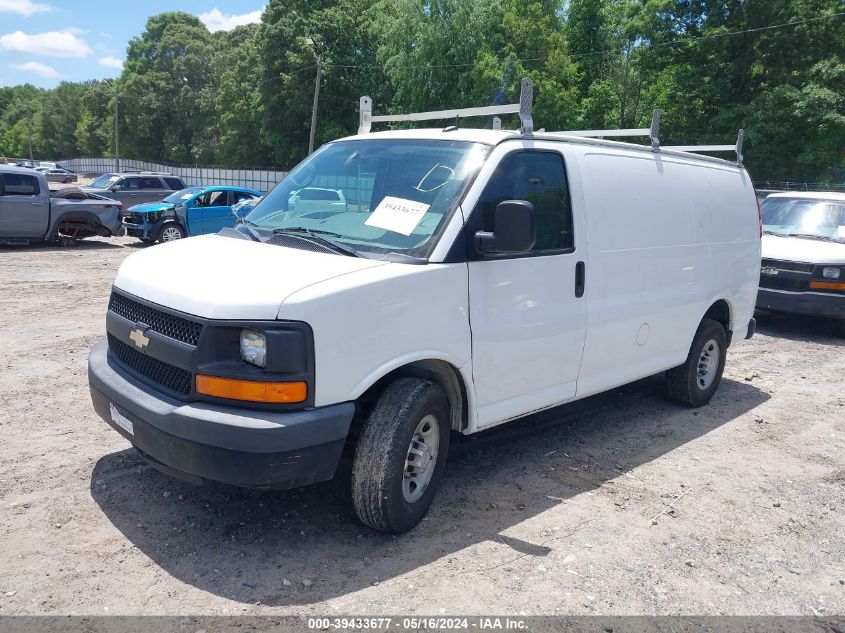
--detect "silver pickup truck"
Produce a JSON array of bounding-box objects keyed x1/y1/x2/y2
[{"x1": 0, "y1": 165, "x2": 125, "y2": 246}]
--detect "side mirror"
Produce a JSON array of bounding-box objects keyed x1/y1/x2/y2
[
  {"x1": 109, "y1": 185, "x2": 119, "y2": 192},
  {"x1": 474, "y1": 200, "x2": 536, "y2": 253}
]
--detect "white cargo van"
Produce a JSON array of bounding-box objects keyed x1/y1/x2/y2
[
  {"x1": 88, "y1": 80, "x2": 760, "y2": 533},
  {"x1": 757, "y1": 192, "x2": 845, "y2": 337}
]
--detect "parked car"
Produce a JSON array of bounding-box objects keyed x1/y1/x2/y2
[
  {"x1": 82, "y1": 172, "x2": 186, "y2": 207},
  {"x1": 0, "y1": 165, "x2": 124, "y2": 245},
  {"x1": 87, "y1": 84, "x2": 759, "y2": 534},
  {"x1": 757, "y1": 192, "x2": 845, "y2": 337},
  {"x1": 43, "y1": 167, "x2": 78, "y2": 184},
  {"x1": 123, "y1": 186, "x2": 262, "y2": 243}
]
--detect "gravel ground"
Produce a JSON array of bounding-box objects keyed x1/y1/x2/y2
[{"x1": 0, "y1": 236, "x2": 843, "y2": 616}]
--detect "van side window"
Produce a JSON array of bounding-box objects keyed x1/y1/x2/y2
[
  {"x1": 2, "y1": 173, "x2": 40, "y2": 196},
  {"x1": 477, "y1": 151, "x2": 573, "y2": 252}
]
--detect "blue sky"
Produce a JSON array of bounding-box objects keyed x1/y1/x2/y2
[{"x1": 0, "y1": 0, "x2": 265, "y2": 88}]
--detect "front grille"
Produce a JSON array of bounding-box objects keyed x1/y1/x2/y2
[
  {"x1": 126, "y1": 213, "x2": 145, "y2": 224},
  {"x1": 108, "y1": 334, "x2": 192, "y2": 395},
  {"x1": 108, "y1": 292, "x2": 202, "y2": 346},
  {"x1": 759, "y1": 276, "x2": 810, "y2": 291},
  {"x1": 761, "y1": 259, "x2": 814, "y2": 274}
]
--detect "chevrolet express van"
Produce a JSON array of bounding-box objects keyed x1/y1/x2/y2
[
  {"x1": 88, "y1": 81, "x2": 760, "y2": 533},
  {"x1": 757, "y1": 192, "x2": 845, "y2": 337}
]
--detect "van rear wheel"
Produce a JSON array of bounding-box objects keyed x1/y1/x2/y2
[
  {"x1": 351, "y1": 378, "x2": 450, "y2": 534},
  {"x1": 666, "y1": 318, "x2": 728, "y2": 407}
]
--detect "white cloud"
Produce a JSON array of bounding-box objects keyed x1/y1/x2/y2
[
  {"x1": 98, "y1": 56, "x2": 123, "y2": 69},
  {"x1": 11, "y1": 61, "x2": 60, "y2": 78},
  {"x1": 0, "y1": 0, "x2": 53, "y2": 17},
  {"x1": 198, "y1": 7, "x2": 264, "y2": 32},
  {"x1": 0, "y1": 30, "x2": 92, "y2": 57}
]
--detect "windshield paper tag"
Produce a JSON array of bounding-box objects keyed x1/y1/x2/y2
[
  {"x1": 838, "y1": 226, "x2": 845, "y2": 238},
  {"x1": 365, "y1": 196, "x2": 430, "y2": 236}
]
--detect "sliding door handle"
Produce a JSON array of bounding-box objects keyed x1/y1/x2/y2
[{"x1": 575, "y1": 261, "x2": 585, "y2": 298}]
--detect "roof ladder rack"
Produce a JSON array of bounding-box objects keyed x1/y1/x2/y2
[
  {"x1": 549, "y1": 110, "x2": 662, "y2": 151},
  {"x1": 663, "y1": 129, "x2": 745, "y2": 166},
  {"x1": 359, "y1": 78, "x2": 535, "y2": 135}
]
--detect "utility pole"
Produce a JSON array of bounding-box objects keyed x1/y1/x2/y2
[
  {"x1": 27, "y1": 108, "x2": 33, "y2": 162},
  {"x1": 306, "y1": 37, "x2": 322, "y2": 155},
  {"x1": 114, "y1": 92, "x2": 120, "y2": 172}
]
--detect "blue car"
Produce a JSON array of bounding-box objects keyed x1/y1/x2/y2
[{"x1": 123, "y1": 186, "x2": 262, "y2": 243}]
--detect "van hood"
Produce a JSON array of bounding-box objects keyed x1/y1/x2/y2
[
  {"x1": 113, "y1": 234, "x2": 389, "y2": 320},
  {"x1": 762, "y1": 234, "x2": 845, "y2": 265},
  {"x1": 129, "y1": 201, "x2": 174, "y2": 214}
]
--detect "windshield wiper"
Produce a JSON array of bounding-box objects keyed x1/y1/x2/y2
[
  {"x1": 783, "y1": 233, "x2": 843, "y2": 243},
  {"x1": 272, "y1": 227, "x2": 361, "y2": 257}
]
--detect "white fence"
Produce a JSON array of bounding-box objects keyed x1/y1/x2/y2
[{"x1": 57, "y1": 157, "x2": 288, "y2": 193}]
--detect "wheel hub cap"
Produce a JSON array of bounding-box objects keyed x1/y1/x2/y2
[
  {"x1": 402, "y1": 414, "x2": 439, "y2": 503},
  {"x1": 162, "y1": 227, "x2": 181, "y2": 241},
  {"x1": 696, "y1": 339, "x2": 720, "y2": 390}
]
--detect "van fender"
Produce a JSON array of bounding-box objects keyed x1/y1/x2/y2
[{"x1": 350, "y1": 351, "x2": 477, "y2": 432}]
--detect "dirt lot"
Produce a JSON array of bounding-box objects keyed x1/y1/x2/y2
[{"x1": 0, "y1": 236, "x2": 843, "y2": 616}]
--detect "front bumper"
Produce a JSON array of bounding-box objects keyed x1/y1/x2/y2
[
  {"x1": 122, "y1": 221, "x2": 152, "y2": 240},
  {"x1": 88, "y1": 339, "x2": 355, "y2": 489},
  {"x1": 757, "y1": 287, "x2": 845, "y2": 319}
]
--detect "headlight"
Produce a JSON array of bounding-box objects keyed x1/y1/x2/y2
[
  {"x1": 822, "y1": 267, "x2": 841, "y2": 279},
  {"x1": 240, "y1": 329, "x2": 266, "y2": 367}
]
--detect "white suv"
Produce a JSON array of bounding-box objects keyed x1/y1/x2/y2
[{"x1": 88, "y1": 81, "x2": 760, "y2": 533}]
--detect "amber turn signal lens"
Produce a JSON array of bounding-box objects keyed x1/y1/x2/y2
[
  {"x1": 196, "y1": 375, "x2": 307, "y2": 403},
  {"x1": 809, "y1": 280, "x2": 845, "y2": 291}
]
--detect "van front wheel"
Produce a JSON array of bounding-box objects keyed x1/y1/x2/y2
[
  {"x1": 351, "y1": 378, "x2": 450, "y2": 534},
  {"x1": 666, "y1": 318, "x2": 728, "y2": 407}
]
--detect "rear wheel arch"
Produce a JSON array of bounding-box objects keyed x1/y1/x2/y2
[
  {"x1": 50, "y1": 212, "x2": 110, "y2": 240},
  {"x1": 703, "y1": 298, "x2": 733, "y2": 344}
]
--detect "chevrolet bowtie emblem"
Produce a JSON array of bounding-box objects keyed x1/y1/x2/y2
[{"x1": 129, "y1": 328, "x2": 150, "y2": 350}]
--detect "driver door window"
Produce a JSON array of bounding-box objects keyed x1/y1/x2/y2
[{"x1": 475, "y1": 150, "x2": 574, "y2": 254}]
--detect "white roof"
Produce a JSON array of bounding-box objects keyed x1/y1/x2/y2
[
  {"x1": 334, "y1": 128, "x2": 742, "y2": 169},
  {"x1": 766, "y1": 191, "x2": 845, "y2": 201}
]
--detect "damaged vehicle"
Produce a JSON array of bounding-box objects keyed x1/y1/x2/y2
[
  {"x1": 0, "y1": 165, "x2": 124, "y2": 246},
  {"x1": 123, "y1": 186, "x2": 262, "y2": 243}
]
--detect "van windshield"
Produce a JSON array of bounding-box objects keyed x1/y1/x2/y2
[
  {"x1": 245, "y1": 139, "x2": 489, "y2": 258},
  {"x1": 762, "y1": 197, "x2": 845, "y2": 243}
]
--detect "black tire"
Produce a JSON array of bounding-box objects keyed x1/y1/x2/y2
[
  {"x1": 157, "y1": 223, "x2": 186, "y2": 242},
  {"x1": 666, "y1": 318, "x2": 728, "y2": 407},
  {"x1": 832, "y1": 319, "x2": 845, "y2": 339},
  {"x1": 351, "y1": 378, "x2": 450, "y2": 534},
  {"x1": 50, "y1": 187, "x2": 89, "y2": 200}
]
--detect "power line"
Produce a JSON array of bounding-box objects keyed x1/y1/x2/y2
[
  {"x1": 321, "y1": 9, "x2": 845, "y2": 70},
  {"x1": 567, "y1": 9, "x2": 845, "y2": 60}
]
